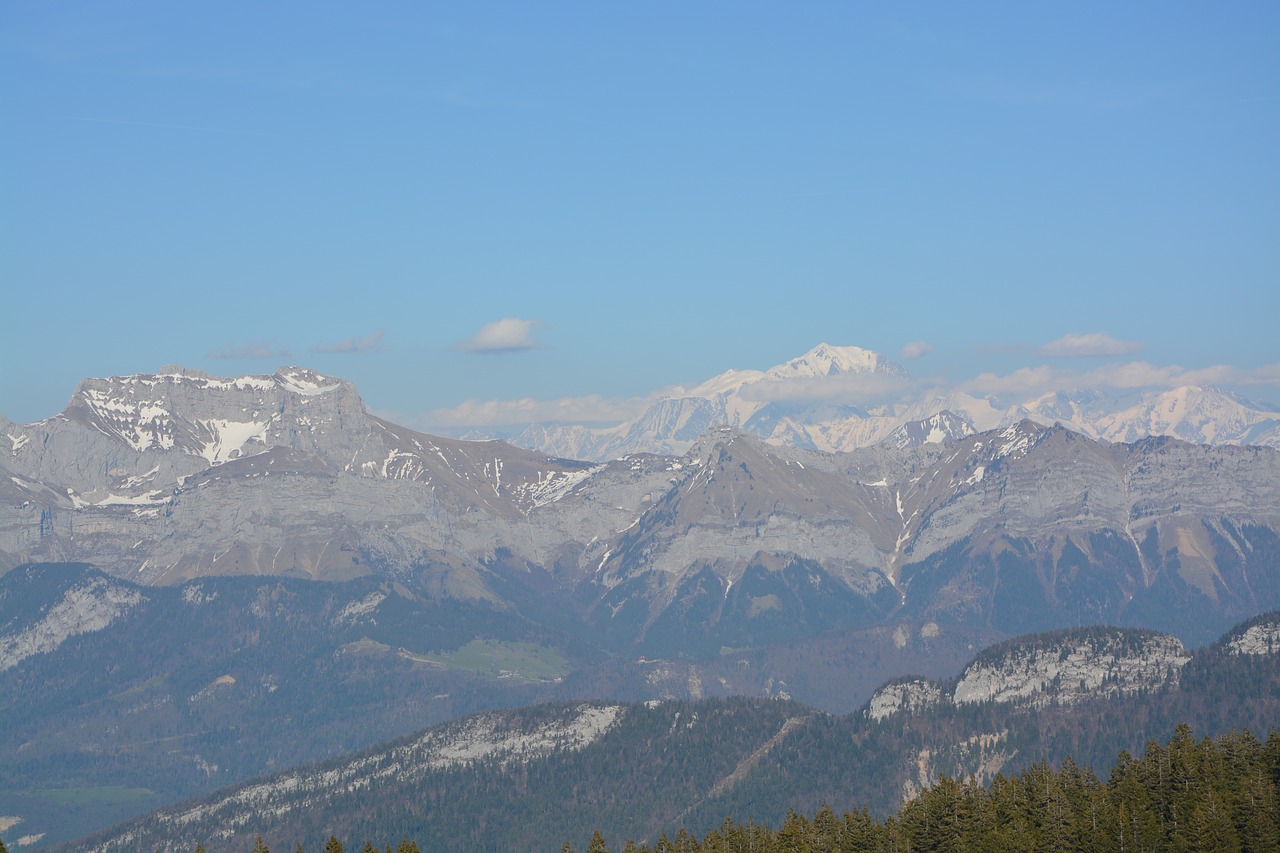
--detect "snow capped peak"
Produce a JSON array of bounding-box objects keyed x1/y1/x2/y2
[
  {"x1": 273, "y1": 367, "x2": 343, "y2": 396},
  {"x1": 684, "y1": 368, "x2": 769, "y2": 399},
  {"x1": 765, "y1": 343, "x2": 906, "y2": 380}
]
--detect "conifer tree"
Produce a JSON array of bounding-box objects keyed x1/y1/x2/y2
[
  {"x1": 252, "y1": 838, "x2": 270, "y2": 853},
  {"x1": 322, "y1": 837, "x2": 345, "y2": 853}
]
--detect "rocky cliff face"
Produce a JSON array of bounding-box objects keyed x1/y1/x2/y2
[{"x1": 867, "y1": 627, "x2": 1192, "y2": 719}]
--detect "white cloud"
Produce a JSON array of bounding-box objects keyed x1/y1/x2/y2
[
  {"x1": 209, "y1": 339, "x2": 290, "y2": 359},
  {"x1": 459, "y1": 318, "x2": 545, "y2": 353},
  {"x1": 959, "y1": 366, "x2": 1058, "y2": 396},
  {"x1": 1037, "y1": 332, "x2": 1142, "y2": 358},
  {"x1": 900, "y1": 340, "x2": 933, "y2": 360},
  {"x1": 312, "y1": 330, "x2": 384, "y2": 354}
]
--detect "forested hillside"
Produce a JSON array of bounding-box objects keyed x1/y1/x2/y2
[{"x1": 63, "y1": 614, "x2": 1280, "y2": 852}]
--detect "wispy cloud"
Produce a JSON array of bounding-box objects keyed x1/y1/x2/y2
[
  {"x1": 960, "y1": 361, "x2": 1280, "y2": 397},
  {"x1": 311, "y1": 330, "x2": 384, "y2": 354},
  {"x1": 900, "y1": 340, "x2": 932, "y2": 360},
  {"x1": 417, "y1": 393, "x2": 653, "y2": 429},
  {"x1": 209, "y1": 339, "x2": 290, "y2": 360},
  {"x1": 458, "y1": 318, "x2": 545, "y2": 353},
  {"x1": 1037, "y1": 332, "x2": 1142, "y2": 358}
]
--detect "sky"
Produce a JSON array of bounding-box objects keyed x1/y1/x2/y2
[{"x1": 2, "y1": 2, "x2": 1277, "y2": 430}]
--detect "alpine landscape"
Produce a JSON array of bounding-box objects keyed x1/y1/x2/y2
[
  {"x1": 3, "y1": 3, "x2": 1278, "y2": 852},
  {"x1": 2, "y1": 348, "x2": 1279, "y2": 849}
]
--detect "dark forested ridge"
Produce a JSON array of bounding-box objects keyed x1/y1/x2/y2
[
  {"x1": 57, "y1": 613, "x2": 1280, "y2": 853},
  {"x1": 25, "y1": 725, "x2": 1279, "y2": 853},
  {"x1": 563, "y1": 725, "x2": 1280, "y2": 853}
]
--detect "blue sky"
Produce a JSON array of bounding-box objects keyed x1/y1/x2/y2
[{"x1": 2, "y1": 2, "x2": 1277, "y2": 428}]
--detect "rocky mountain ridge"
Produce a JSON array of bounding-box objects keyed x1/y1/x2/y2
[{"x1": 2, "y1": 367, "x2": 1279, "y2": 650}]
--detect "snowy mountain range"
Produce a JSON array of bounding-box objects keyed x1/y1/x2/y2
[{"x1": 494, "y1": 343, "x2": 1280, "y2": 460}]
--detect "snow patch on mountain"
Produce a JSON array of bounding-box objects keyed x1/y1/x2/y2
[{"x1": 197, "y1": 418, "x2": 271, "y2": 464}]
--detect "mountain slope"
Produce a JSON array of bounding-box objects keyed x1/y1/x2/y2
[{"x1": 63, "y1": 613, "x2": 1280, "y2": 853}]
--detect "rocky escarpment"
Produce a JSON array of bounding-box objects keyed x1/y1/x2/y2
[
  {"x1": 950, "y1": 629, "x2": 1190, "y2": 707},
  {"x1": 866, "y1": 679, "x2": 943, "y2": 721},
  {"x1": 1225, "y1": 614, "x2": 1280, "y2": 655},
  {"x1": 866, "y1": 627, "x2": 1191, "y2": 718},
  {"x1": 0, "y1": 565, "x2": 145, "y2": 671}
]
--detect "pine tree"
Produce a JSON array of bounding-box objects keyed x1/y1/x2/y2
[
  {"x1": 322, "y1": 837, "x2": 345, "y2": 853},
  {"x1": 252, "y1": 838, "x2": 271, "y2": 853},
  {"x1": 587, "y1": 830, "x2": 612, "y2": 853}
]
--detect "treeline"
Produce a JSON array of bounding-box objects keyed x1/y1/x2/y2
[{"x1": 565, "y1": 724, "x2": 1280, "y2": 853}]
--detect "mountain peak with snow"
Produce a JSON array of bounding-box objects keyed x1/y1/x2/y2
[{"x1": 765, "y1": 343, "x2": 907, "y2": 380}]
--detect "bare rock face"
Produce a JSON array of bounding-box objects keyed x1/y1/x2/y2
[
  {"x1": 0, "y1": 568, "x2": 145, "y2": 671},
  {"x1": 867, "y1": 679, "x2": 943, "y2": 721},
  {"x1": 1226, "y1": 617, "x2": 1280, "y2": 655},
  {"x1": 951, "y1": 629, "x2": 1190, "y2": 707},
  {"x1": 866, "y1": 627, "x2": 1190, "y2": 720}
]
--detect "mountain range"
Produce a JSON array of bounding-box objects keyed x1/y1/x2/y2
[
  {"x1": 2, "y1": 362, "x2": 1278, "y2": 651},
  {"x1": 489, "y1": 343, "x2": 1280, "y2": 459},
  {"x1": 2, "y1": 358, "x2": 1279, "y2": 848}
]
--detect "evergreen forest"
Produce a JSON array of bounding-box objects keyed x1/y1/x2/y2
[{"x1": 25, "y1": 724, "x2": 1277, "y2": 853}]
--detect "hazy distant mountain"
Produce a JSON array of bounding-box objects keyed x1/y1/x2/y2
[{"x1": 498, "y1": 343, "x2": 1280, "y2": 459}]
